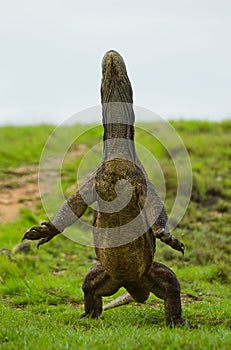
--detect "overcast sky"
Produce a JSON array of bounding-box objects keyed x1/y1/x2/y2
[{"x1": 0, "y1": 0, "x2": 230, "y2": 125}]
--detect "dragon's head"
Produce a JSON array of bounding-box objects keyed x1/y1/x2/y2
[{"x1": 101, "y1": 50, "x2": 133, "y2": 104}]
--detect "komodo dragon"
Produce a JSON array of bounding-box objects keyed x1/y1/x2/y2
[{"x1": 23, "y1": 50, "x2": 185, "y2": 326}]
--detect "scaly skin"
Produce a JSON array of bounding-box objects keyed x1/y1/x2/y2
[{"x1": 23, "y1": 50, "x2": 185, "y2": 326}]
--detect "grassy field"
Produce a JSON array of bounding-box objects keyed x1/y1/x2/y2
[{"x1": 0, "y1": 121, "x2": 231, "y2": 349}]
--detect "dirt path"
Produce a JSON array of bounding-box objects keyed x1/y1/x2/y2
[
  {"x1": 0, "y1": 165, "x2": 40, "y2": 223},
  {"x1": 0, "y1": 145, "x2": 88, "y2": 224}
]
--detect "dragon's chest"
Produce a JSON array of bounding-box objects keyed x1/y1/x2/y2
[{"x1": 94, "y1": 159, "x2": 145, "y2": 209}]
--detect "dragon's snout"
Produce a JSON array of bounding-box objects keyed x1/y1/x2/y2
[{"x1": 102, "y1": 50, "x2": 127, "y2": 77}]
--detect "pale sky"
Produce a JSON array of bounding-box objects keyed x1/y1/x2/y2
[{"x1": 0, "y1": 0, "x2": 231, "y2": 125}]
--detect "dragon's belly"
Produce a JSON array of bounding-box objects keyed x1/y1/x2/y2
[
  {"x1": 93, "y1": 159, "x2": 155, "y2": 280},
  {"x1": 95, "y1": 233, "x2": 155, "y2": 281}
]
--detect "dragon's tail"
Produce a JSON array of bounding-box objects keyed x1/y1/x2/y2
[{"x1": 103, "y1": 291, "x2": 134, "y2": 311}]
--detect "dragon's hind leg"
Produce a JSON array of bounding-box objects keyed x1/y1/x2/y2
[
  {"x1": 80, "y1": 264, "x2": 122, "y2": 318},
  {"x1": 143, "y1": 261, "x2": 185, "y2": 326}
]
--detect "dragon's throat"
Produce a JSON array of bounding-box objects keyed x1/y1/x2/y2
[{"x1": 103, "y1": 121, "x2": 136, "y2": 161}]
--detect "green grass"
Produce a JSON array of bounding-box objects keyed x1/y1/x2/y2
[{"x1": 0, "y1": 121, "x2": 231, "y2": 349}]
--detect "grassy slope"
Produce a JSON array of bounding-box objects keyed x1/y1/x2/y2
[{"x1": 0, "y1": 121, "x2": 231, "y2": 350}]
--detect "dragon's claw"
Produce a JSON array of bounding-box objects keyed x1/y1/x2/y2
[
  {"x1": 37, "y1": 236, "x2": 54, "y2": 248},
  {"x1": 22, "y1": 226, "x2": 43, "y2": 241},
  {"x1": 180, "y1": 242, "x2": 185, "y2": 255},
  {"x1": 174, "y1": 239, "x2": 185, "y2": 255},
  {"x1": 22, "y1": 221, "x2": 60, "y2": 247}
]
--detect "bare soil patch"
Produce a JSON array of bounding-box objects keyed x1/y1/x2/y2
[
  {"x1": 0, "y1": 145, "x2": 88, "y2": 224},
  {"x1": 0, "y1": 165, "x2": 40, "y2": 223}
]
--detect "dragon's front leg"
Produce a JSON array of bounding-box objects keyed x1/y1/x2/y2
[
  {"x1": 138, "y1": 182, "x2": 184, "y2": 254},
  {"x1": 23, "y1": 178, "x2": 95, "y2": 247}
]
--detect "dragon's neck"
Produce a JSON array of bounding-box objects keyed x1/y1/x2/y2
[{"x1": 102, "y1": 103, "x2": 137, "y2": 161}]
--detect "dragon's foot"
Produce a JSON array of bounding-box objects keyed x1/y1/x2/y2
[
  {"x1": 22, "y1": 221, "x2": 60, "y2": 248},
  {"x1": 79, "y1": 311, "x2": 100, "y2": 319},
  {"x1": 167, "y1": 317, "x2": 186, "y2": 327},
  {"x1": 171, "y1": 238, "x2": 184, "y2": 255},
  {"x1": 155, "y1": 229, "x2": 185, "y2": 255}
]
